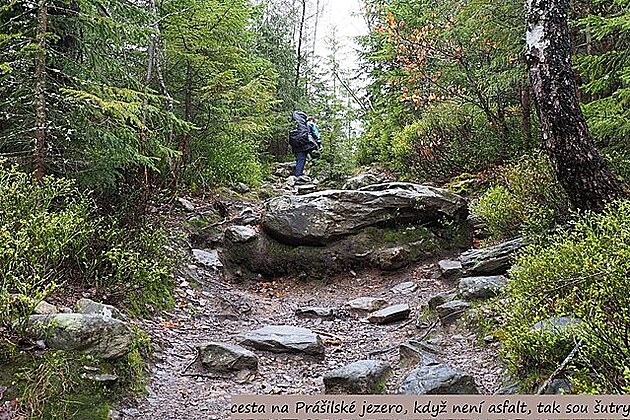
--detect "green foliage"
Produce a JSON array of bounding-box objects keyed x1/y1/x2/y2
[
  {"x1": 306, "y1": 30, "x2": 364, "y2": 185},
  {"x1": 359, "y1": 103, "x2": 531, "y2": 180},
  {"x1": 500, "y1": 199, "x2": 630, "y2": 392},
  {"x1": 309, "y1": 111, "x2": 356, "y2": 185},
  {"x1": 0, "y1": 164, "x2": 93, "y2": 325},
  {"x1": 161, "y1": 0, "x2": 280, "y2": 188},
  {"x1": 94, "y1": 223, "x2": 175, "y2": 317},
  {"x1": 1, "y1": 0, "x2": 288, "y2": 190},
  {"x1": 577, "y1": 1, "x2": 630, "y2": 143},
  {"x1": 575, "y1": 1, "x2": 630, "y2": 184},
  {"x1": 0, "y1": 165, "x2": 174, "y2": 328},
  {"x1": 471, "y1": 154, "x2": 570, "y2": 240},
  {"x1": 0, "y1": 0, "x2": 182, "y2": 188},
  {"x1": 0, "y1": 327, "x2": 152, "y2": 419},
  {"x1": 359, "y1": 0, "x2": 535, "y2": 179}
]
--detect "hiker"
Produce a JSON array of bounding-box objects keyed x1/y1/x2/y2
[{"x1": 288, "y1": 110, "x2": 318, "y2": 177}]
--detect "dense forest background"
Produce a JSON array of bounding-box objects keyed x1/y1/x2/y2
[{"x1": 2, "y1": 0, "x2": 630, "y2": 416}]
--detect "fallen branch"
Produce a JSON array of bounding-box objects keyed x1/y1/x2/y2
[
  {"x1": 181, "y1": 350, "x2": 200, "y2": 375},
  {"x1": 368, "y1": 345, "x2": 398, "y2": 357},
  {"x1": 536, "y1": 340, "x2": 582, "y2": 395},
  {"x1": 395, "y1": 319, "x2": 415, "y2": 330},
  {"x1": 417, "y1": 320, "x2": 440, "y2": 341},
  {"x1": 312, "y1": 329, "x2": 344, "y2": 341}
]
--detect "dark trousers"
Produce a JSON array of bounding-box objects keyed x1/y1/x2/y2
[{"x1": 295, "y1": 151, "x2": 307, "y2": 176}]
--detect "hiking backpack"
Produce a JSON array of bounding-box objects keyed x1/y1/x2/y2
[{"x1": 289, "y1": 111, "x2": 310, "y2": 149}]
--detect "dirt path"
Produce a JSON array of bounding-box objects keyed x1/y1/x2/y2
[{"x1": 114, "y1": 258, "x2": 504, "y2": 419}]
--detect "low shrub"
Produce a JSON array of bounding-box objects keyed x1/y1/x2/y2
[
  {"x1": 499, "y1": 199, "x2": 630, "y2": 392},
  {"x1": 0, "y1": 164, "x2": 174, "y2": 327},
  {"x1": 357, "y1": 103, "x2": 534, "y2": 182},
  {"x1": 471, "y1": 153, "x2": 570, "y2": 240},
  {"x1": 0, "y1": 165, "x2": 94, "y2": 326},
  {"x1": 0, "y1": 164, "x2": 170, "y2": 416}
]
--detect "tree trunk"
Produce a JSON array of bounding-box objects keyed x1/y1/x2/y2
[
  {"x1": 521, "y1": 84, "x2": 532, "y2": 148},
  {"x1": 294, "y1": 0, "x2": 306, "y2": 89},
  {"x1": 34, "y1": 0, "x2": 48, "y2": 182},
  {"x1": 525, "y1": 0, "x2": 625, "y2": 212}
]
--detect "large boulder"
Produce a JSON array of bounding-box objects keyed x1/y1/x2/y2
[
  {"x1": 459, "y1": 237, "x2": 526, "y2": 275},
  {"x1": 262, "y1": 183, "x2": 468, "y2": 246},
  {"x1": 237, "y1": 325, "x2": 324, "y2": 356},
  {"x1": 222, "y1": 224, "x2": 443, "y2": 279},
  {"x1": 27, "y1": 314, "x2": 132, "y2": 359},
  {"x1": 399, "y1": 360, "x2": 479, "y2": 394}
]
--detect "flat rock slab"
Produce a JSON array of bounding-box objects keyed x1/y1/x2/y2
[
  {"x1": 458, "y1": 276, "x2": 506, "y2": 300},
  {"x1": 224, "y1": 225, "x2": 258, "y2": 243},
  {"x1": 192, "y1": 249, "x2": 223, "y2": 269},
  {"x1": 34, "y1": 300, "x2": 58, "y2": 315},
  {"x1": 368, "y1": 304, "x2": 411, "y2": 324},
  {"x1": 390, "y1": 281, "x2": 418, "y2": 294},
  {"x1": 76, "y1": 298, "x2": 123, "y2": 319},
  {"x1": 399, "y1": 360, "x2": 479, "y2": 394},
  {"x1": 27, "y1": 314, "x2": 132, "y2": 359},
  {"x1": 438, "y1": 259, "x2": 463, "y2": 278},
  {"x1": 346, "y1": 297, "x2": 388, "y2": 312},
  {"x1": 238, "y1": 325, "x2": 324, "y2": 356},
  {"x1": 427, "y1": 292, "x2": 456, "y2": 310},
  {"x1": 324, "y1": 360, "x2": 392, "y2": 394},
  {"x1": 435, "y1": 300, "x2": 470, "y2": 324},
  {"x1": 459, "y1": 237, "x2": 526, "y2": 275},
  {"x1": 198, "y1": 342, "x2": 258, "y2": 373},
  {"x1": 295, "y1": 306, "x2": 335, "y2": 319}
]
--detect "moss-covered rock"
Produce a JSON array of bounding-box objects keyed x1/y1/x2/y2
[{"x1": 223, "y1": 221, "x2": 469, "y2": 279}]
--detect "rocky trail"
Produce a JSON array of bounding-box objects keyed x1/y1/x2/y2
[
  {"x1": 114, "y1": 257, "x2": 503, "y2": 419},
  {"x1": 111, "y1": 168, "x2": 518, "y2": 420}
]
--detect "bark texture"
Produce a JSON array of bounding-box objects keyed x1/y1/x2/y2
[
  {"x1": 34, "y1": 0, "x2": 48, "y2": 182},
  {"x1": 525, "y1": 0, "x2": 625, "y2": 211}
]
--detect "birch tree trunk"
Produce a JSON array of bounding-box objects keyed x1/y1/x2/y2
[
  {"x1": 521, "y1": 84, "x2": 532, "y2": 147},
  {"x1": 525, "y1": 0, "x2": 625, "y2": 211}
]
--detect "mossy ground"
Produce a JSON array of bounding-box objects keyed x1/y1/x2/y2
[{"x1": 0, "y1": 328, "x2": 151, "y2": 419}]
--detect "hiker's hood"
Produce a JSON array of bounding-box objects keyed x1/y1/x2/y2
[{"x1": 292, "y1": 111, "x2": 307, "y2": 125}]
